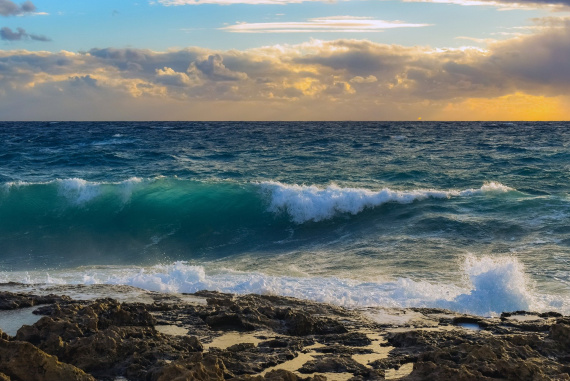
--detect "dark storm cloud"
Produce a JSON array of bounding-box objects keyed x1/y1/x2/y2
[
  {"x1": 0, "y1": 0, "x2": 35, "y2": 16},
  {"x1": 0, "y1": 26, "x2": 50, "y2": 41}
]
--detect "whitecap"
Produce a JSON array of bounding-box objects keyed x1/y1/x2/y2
[{"x1": 261, "y1": 181, "x2": 514, "y2": 223}]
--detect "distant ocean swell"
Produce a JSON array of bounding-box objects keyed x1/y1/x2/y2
[{"x1": 0, "y1": 255, "x2": 566, "y2": 317}]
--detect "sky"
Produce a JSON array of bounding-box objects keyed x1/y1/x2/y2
[{"x1": 0, "y1": 0, "x2": 569, "y2": 120}]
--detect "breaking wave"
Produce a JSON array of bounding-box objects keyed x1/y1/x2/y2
[
  {"x1": 0, "y1": 255, "x2": 565, "y2": 317},
  {"x1": 262, "y1": 181, "x2": 513, "y2": 223},
  {"x1": 0, "y1": 177, "x2": 521, "y2": 268},
  {"x1": 1, "y1": 177, "x2": 515, "y2": 222}
]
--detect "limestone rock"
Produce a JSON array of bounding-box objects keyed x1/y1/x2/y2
[
  {"x1": 0, "y1": 338, "x2": 94, "y2": 381},
  {"x1": 15, "y1": 299, "x2": 203, "y2": 380},
  {"x1": 550, "y1": 321, "x2": 570, "y2": 349},
  {"x1": 299, "y1": 354, "x2": 379, "y2": 378},
  {"x1": 151, "y1": 353, "x2": 229, "y2": 381},
  {"x1": 0, "y1": 292, "x2": 71, "y2": 311},
  {"x1": 236, "y1": 369, "x2": 328, "y2": 380}
]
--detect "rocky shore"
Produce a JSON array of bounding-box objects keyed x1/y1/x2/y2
[{"x1": 0, "y1": 287, "x2": 569, "y2": 380}]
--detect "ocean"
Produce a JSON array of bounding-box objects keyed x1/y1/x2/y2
[{"x1": 0, "y1": 121, "x2": 568, "y2": 317}]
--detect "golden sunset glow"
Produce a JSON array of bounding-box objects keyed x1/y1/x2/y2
[{"x1": 441, "y1": 93, "x2": 570, "y2": 121}]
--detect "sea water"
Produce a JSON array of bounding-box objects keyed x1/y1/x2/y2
[{"x1": 0, "y1": 121, "x2": 568, "y2": 316}]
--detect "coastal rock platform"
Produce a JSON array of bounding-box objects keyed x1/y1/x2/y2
[{"x1": 0, "y1": 287, "x2": 568, "y2": 381}]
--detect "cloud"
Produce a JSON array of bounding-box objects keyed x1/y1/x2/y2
[
  {"x1": 155, "y1": 66, "x2": 198, "y2": 87},
  {"x1": 0, "y1": 18, "x2": 569, "y2": 120},
  {"x1": 486, "y1": 18, "x2": 570, "y2": 90},
  {"x1": 402, "y1": 0, "x2": 570, "y2": 10},
  {"x1": 69, "y1": 75, "x2": 98, "y2": 87},
  {"x1": 0, "y1": 0, "x2": 35, "y2": 16},
  {"x1": 157, "y1": 0, "x2": 570, "y2": 8},
  {"x1": 222, "y1": 17, "x2": 431, "y2": 33},
  {"x1": 157, "y1": 0, "x2": 320, "y2": 4},
  {"x1": 350, "y1": 75, "x2": 378, "y2": 83},
  {"x1": 192, "y1": 54, "x2": 248, "y2": 81},
  {"x1": 294, "y1": 39, "x2": 418, "y2": 76},
  {"x1": 0, "y1": 26, "x2": 50, "y2": 41}
]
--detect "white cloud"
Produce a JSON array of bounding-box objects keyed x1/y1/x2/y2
[
  {"x1": 157, "y1": 0, "x2": 322, "y2": 4},
  {"x1": 157, "y1": 0, "x2": 570, "y2": 7},
  {"x1": 222, "y1": 17, "x2": 431, "y2": 33},
  {"x1": 402, "y1": 0, "x2": 569, "y2": 10}
]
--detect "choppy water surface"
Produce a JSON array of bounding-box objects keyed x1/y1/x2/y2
[{"x1": 0, "y1": 121, "x2": 569, "y2": 316}]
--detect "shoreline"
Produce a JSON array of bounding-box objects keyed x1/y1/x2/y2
[{"x1": 0, "y1": 285, "x2": 569, "y2": 380}]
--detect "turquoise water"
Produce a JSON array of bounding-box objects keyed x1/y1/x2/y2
[{"x1": 0, "y1": 121, "x2": 569, "y2": 316}]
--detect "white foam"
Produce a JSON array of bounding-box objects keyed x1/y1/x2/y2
[
  {"x1": 116, "y1": 177, "x2": 143, "y2": 203},
  {"x1": 458, "y1": 181, "x2": 513, "y2": 196},
  {"x1": 53, "y1": 177, "x2": 143, "y2": 205},
  {"x1": 57, "y1": 178, "x2": 102, "y2": 204},
  {"x1": 438, "y1": 255, "x2": 541, "y2": 316},
  {"x1": 2, "y1": 180, "x2": 30, "y2": 193},
  {"x1": 262, "y1": 182, "x2": 514, "y2": 223},
  {"x1": 92, "y1": 137, "x2": 136, "y2": 146},
  {"x1": 1, "y1": 255, "x2": 565, "y2": 317},
  {"x1": 2, "y1": 177, "x2": 145, "y2": 203}
]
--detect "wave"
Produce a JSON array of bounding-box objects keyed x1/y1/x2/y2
[
  {"x1": 0, "y1": 256, "x2": 566, "y2": 317},
  {"x1": 262, "y1": 181, "x2": 513, "y2": 223},
  {"x1": 0, "y1": 177, "x2": 269, "y2": 266},
  {"x1": 0, "y1": 177, "x2": 519, "y2": 268},
  {"x1": 2, "y1": 177, "x2": 514, "y2": 219},
  {"x1": 3, "y1": 177, "x2": 144, "y2": 205}
]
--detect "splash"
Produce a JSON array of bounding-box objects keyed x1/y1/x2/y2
[
  {"x1": 1, "y1": 255, "x2": 564, "y2": 317},
  {"x1": 439, "y1": 255, "x2": 540, "y2": 316}
]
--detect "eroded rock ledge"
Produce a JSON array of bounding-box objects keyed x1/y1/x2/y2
[{"x1": 0, "y1": 289, "x2": 568, "y2": 380}]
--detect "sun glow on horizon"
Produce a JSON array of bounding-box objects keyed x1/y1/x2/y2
[{"x1": 440, "y1": 93, "x2": 570, "y2": 121}]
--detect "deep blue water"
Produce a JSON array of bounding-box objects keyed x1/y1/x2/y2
[{"x1": 0, "y1": 121, "x2": 569, "y2": 316}]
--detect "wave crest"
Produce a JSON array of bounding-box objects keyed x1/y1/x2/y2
[
  {"x1": 57, "y1": 177, "x2": 144, "y2": 205},
  {"x1": 262, "y1": 181, "x2": 514, "y2": 223},
  {"x1": 3, "y1": 177, "x2": 145, "y2": 205}
]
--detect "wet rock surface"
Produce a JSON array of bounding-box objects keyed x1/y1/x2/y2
[
  {"x1": 0, "y1": 291, "x2": 72, "y2": 310},
  {"x1": 0, "y1": 288, "x2": 568, "y2": 380},
  {"x1": 0, "y1": 330, "x2": 95, "y2": 381}
]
